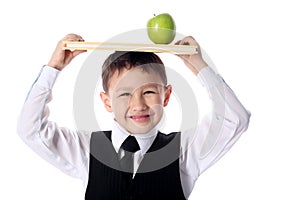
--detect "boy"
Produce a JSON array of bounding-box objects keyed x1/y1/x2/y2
[{"x1": 18, "y1": 33, "x2": 250, "y2": 199}]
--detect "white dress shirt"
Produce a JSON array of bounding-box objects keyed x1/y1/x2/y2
[{"x1": 17, "y1": 65, "x2": 250, "y2": 199}]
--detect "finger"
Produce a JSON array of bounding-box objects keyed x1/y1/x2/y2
[
  {"x1": 72, "y1": 50, "x2": 87, "y2": 57},
  {"x1": 177, "y1": 36, "x2": 197, "y2": 46},
  {"x1": 62, "y1": 33, "x2": 84, "y2": 42},
  {"x1": 174, "y1": 52, "x2": 187, "y2": 60},
  {"x1": 175, "y1": 39, "x2": 190, "y2": 45},
  {"x1": 60, "y1": 34, "x2": 85, "y2": 51},
  {"x1": 174, "y1": 40, "x2": 181, "y2": 45}
]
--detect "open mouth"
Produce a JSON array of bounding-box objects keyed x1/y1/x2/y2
[{"x1": 129, "y1": 114, "x2": 151, "y2": 122}]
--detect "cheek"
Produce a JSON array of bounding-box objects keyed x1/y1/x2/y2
[
  {"x1": 147, "y1": 96, "x2": 164, "y2": 112},
  {"x1": 112, "y1": 98, "x2": 129, "y2": 113},
  {"x1": 150, "y1": 104, "x2": 164, "y2": 114},
  {"x1": 148, "y1": 94, "x2": 164, "y2": 105}
]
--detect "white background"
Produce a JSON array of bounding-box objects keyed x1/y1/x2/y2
[{"x1": 1, "y1": 0, "x2": 300, "y2": 199}]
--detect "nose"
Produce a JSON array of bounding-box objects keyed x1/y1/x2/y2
[{"x1": 129, "y1": 93, "x2": 147, "y2": 112}]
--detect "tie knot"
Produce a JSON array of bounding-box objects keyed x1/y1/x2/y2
[{"x1": 121, "y1": 136, "x2": 140, "y2": 153}]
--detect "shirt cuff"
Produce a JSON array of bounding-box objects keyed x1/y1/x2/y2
[
  {"x1": 35, "y1": 65, "x2": 60, "y2": 89},
  {"x1": 197, "y1": 66, "x2": 223, "y2": 89}
]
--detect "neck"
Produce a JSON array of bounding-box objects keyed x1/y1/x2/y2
[{"x1": 113, "y1": 120, "x2": 158, "y2": 139}]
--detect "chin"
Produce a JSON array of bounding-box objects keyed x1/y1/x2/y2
[{"x1": 128, "y1": 124, "x2": 155, "y2": 134}]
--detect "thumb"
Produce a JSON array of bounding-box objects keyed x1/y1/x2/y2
[{"x1": 72, "y1": 50, "x2": 87, "y2": 57}]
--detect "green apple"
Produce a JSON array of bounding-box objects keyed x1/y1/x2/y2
[{"x1": 147, "y1": 13, "x2": 176, "y2": 44}]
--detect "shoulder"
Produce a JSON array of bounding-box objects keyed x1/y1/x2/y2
[
  {"x1": 157, "y1": 131, "x2": 180, "y2": 142},
  {"x1": 90, "y1": 131, "x2": 112, "y2": 151},
  {"x1": 91, "y1": 130, "x2": 111, "y2": 139},
  {"x1": 148, "y1": 131, "x2": 181, "y2": 152}
]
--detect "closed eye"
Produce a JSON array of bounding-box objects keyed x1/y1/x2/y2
[
  {"x1": 119, "y1": 92, "x2": 131, "y2": 97},
  {"x1": 144, "y1": 91, "x2": 156, "y2": 95}
]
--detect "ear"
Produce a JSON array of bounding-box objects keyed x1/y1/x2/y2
[
  {"x1": 163, "y1": 85, "x2": 172, "y2": 107},
  {"x1": 100, "y1": 92, "x2": 113, "y2": 112}
]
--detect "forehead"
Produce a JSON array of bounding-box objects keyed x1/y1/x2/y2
[{"x1": 109, "y1": 67, "x2": 164, "y2": 92}]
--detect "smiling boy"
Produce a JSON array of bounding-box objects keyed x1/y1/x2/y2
[
  {"x1": 100, "y1": 51, "x2": 172, "y2": 135},
  {"x1": 18, "y1": 33, "x2": 250, "y2": 199}
]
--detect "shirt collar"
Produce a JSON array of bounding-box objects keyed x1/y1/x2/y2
[{"x1": 111, "y1": 120, "x2": 158, "y2": 155}]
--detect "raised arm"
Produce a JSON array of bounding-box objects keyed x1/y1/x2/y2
[
  {"x1": 176, "y1": 36, "x2": 251, "y2": 197},
  {"x1": 17, "y1": 34, "x2": 90, "y2": 180}
]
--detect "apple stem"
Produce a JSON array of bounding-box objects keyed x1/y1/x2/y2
[{"x1": 153, "y1": 14, "x2": 156, "y2": 16}]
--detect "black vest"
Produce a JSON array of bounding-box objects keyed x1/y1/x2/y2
[{"x1": 85, "y1": 131, "x2": 186, "y2": 200}]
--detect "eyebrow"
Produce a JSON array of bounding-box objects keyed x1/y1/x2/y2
[{"x1": 115, "y1": 83, "x2": 164, "y2": 93}]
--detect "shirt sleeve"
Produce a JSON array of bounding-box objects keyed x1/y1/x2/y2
[
  {"x1": 180, "y1": 66, "x2": 251, "y2": 197},
  {"x1": 17, "y1": 65, "x2": 91, "y2": 182}
]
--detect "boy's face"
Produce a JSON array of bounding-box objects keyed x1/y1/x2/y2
[{"x1": 100, "y1": 66, "x2": 172, "y2": 134}]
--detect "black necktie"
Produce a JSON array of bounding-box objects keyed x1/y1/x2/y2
[{"x1": 119, "y1": 136, "x2": 140, "y2": 173}]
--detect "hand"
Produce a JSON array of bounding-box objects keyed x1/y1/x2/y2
[
  {"x1": 48, "y1": 33, "x2": 86, "y2": 71},
  {"x1": 175, "y1": 36, "x2": 208, "y2": 75}
]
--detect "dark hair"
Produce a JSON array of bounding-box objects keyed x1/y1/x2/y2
[{"x1": 102, "y1": 51, "x2": 167, "y2": 92}]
